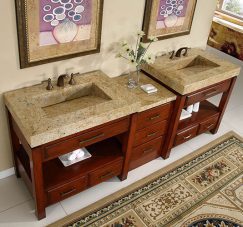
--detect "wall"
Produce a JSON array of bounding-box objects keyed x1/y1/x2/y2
[{"x1": 0, "y1": 0, "x2": 217, "y2": 172}]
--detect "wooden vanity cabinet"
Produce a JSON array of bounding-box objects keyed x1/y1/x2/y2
[
  {"x1": 129, "y1": 102, "x2": 173, "y2": 170},
  {"x1": 7, "y1": 113, "x2": 134, "y2": 220},
  {"x1": 143, "y1": 71, "x2": 237, "y2": 159}
]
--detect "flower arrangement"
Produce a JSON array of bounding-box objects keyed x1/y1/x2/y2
[
  {"x1": 116, "y1": 31, "x2": 158, "y2": 68},
  {"x1": 116, "y1": 31, "x2": 158, "y2": 88}
]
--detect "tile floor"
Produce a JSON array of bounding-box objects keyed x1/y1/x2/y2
[{"x1": 0, "y1": 47, "x2": 242, "y2": 227}]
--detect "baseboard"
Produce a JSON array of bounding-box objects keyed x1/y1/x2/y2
[{"x1": 0, "y1": 167, "x2": 15, "y2": 180}]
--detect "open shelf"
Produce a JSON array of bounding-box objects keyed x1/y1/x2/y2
[
  {"x1": 16, "y1": 145, "x2": 32, "y2": 180},
  {"x1": 178, "y1": 100, "x2": 220, "y2": 132},
  {"x1": 43, "y1": 137, "x2": 123, "y2": 191}
]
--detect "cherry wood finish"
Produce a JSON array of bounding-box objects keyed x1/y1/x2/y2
[
  {"x1": 136, "y1": 103, "x2": 172, "y2": 130},
  {"x1": 43, "y1": 118, "x2": 129, "y2": 161},
  {"x1": 174, "y1": 125, "x2": 198, "y2": 146},
  {"x1": 133, "y1": 120, "x2": 168, "y2": 147},
  {"x1": 129, "y1": 103, "x2": 173, "y2": 170},
  {"x1": 185, "y1": 80, "x2": 231, "y2": 106},
  {"x1": 6, "y1": 112, "x2": 133, "y2": 220},
  {"x1": 198, "y1": 115, "x2": 219, "y2": 134},
  {"x1": 178, "y1": 101, "x2": 219, "y2": 132},
  {"x1": 129, "y1": 136, "x2": 164, "y2": 170},
  {"x1": 47, "y1": 176, "x2": 88, "y2": 205},
  {"x1": 143, "y1": 69, "x2": 237, "y2": 159},
  {"x1": 211, "y1": 77, "x2": 237, "y2": 134}
]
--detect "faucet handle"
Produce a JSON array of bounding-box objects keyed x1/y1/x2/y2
[
  {"x1": 46, "y1": 78, "x2": 53, "y2": 90},
  {"x1": 183, "y1": 47, "x2": 191, "y2": 57},
  {"x1": 169, "y1": 50, "x2": 175, "y2": 59},
  {"x1": 69, "y1": 73, "x2": 78, "y2": 85}
]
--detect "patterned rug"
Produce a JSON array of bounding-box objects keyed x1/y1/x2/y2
[{"x1": 49, "y1": 132, "x2": 243, "y2": 227}]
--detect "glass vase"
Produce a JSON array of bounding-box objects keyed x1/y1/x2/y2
[{"x1": 127, "y1": 65, "x2": 140, "y2": 89}]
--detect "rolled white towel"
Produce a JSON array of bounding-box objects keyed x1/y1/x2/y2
[
  {"x1": 67, "y1": 152, "x2": 77, "y2": 161},
  {"x1": 186, "y1": 105, "x2": 193, "y2": 114},
  {"x1": 72, "y1": 149, "x2": 80, "y2": 155},
  {"x1": 193, "y1": 102, "x2": 200, "y2": 112},
  {"x1": 180, "y1": 109, "x2": 192, "y2": 120},
  {"x1": 76, "y1": 150, "x2": 85, "y2": 159}
]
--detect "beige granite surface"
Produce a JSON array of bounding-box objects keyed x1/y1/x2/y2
[
  {"x1": 142, "y1": 48, "x2": 241, "y2": 95},
  {"x1": 4, "y1": 71, "x2": 140, "y2": 148},
  {"x1": 114, "y1": 72, "x2": 176, "y2": 112},
  {"x1": 4, "y1": 70, "x2": 175, "y2": 148}
]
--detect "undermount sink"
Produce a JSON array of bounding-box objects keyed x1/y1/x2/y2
[
  {"x1": 41, "y1": 83, "x2": 112, "y2": 118},
  {"x1": 173, "y1": 55, "x2": 220, "y2": 74}
]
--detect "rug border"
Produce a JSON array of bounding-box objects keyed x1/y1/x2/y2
[{"x1": 48, "y1": 131, "x2": 243, "y2": 227}]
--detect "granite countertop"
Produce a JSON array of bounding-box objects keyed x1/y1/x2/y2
[
  {"x1": 142, "y1": 49, "x2": 241, "y2": 95},
  {"x1": 4, "y1": 70, "x2": 176, "y2": 148},
  {"x1": 114, "y1": 72, "x2": 176, "y2": 112}
]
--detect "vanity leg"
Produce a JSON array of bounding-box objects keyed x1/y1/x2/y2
[
  {"x1": 161, "y1": 96, "x2": 186, "y2": 159},
  {"x1": 31, "y1": 147, "x2": 46, "y2": 220},
  {"x1": 119, "y1": 114, "x2": 137, "y2": 181},
  {"x1": 211, "y1": 77, "x2": 237, "y2": 134},
  {"x1": 7, "y1": 111, "x2": 21, "y2": 178}
]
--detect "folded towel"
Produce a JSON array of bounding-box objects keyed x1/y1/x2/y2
[
  {"x1": 67, "y1": 153, "x2": 77, "y2": 161},
  {"x1": 186, "y1": 105, "x2": 193, "y2": 114},
  {"x1": 193, "y1": 102, "x2": 200, "y2": 112},
  {"x1": 180, "y1": 109, "x2": 192, "y2": 120},
  {"x1": 76, "y1": 150, "x2": 85, "y2": 159}
]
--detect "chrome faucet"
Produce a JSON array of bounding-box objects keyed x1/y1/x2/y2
[
  {"x1": 175, "y1": 47, "x2": 189, "y2": 57},
  {"x1": 57, "y1": 74, "x2": 67, "y2": 87}
]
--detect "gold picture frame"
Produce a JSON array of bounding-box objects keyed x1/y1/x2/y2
[
  {"x1": 142, "y1": 0, "x2": 197, "y2": 42},
  {"x1": 15, "y1": 0, "x2": 104, "y2": 68}
]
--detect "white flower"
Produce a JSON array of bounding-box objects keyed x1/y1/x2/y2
[
  {"x1": 128, "y1": 55, "x2": 137, "y2": 65},
  {"x1": 148, "y1": 36, "x2": 158, "y2": 42},
  {"x1": 144, "y1": 54, "x2": 156, "y2": 64},
  {"x1": 124, "y1": 46, "x2": 132, "y2": 54},
  {"x1": 137, "y1": 31, "x2": 145, "y2": 37}
]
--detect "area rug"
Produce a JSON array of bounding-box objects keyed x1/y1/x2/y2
[{"x1": 49, "y1": 131, "x2": 243, "y2": 227}]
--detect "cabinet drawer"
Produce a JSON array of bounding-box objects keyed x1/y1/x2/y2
[
  {"x1": 186, "y1": 80, "x2": 231, "y2": 106},
  {"x1": 43, "y1": 118, "x2": 130, "y2": 161},
  {"x1": 134, "y1": 120, "x2": 168, "y2": 147},
  {"x1": 130, "y1": 137, "x2": 163, "y2": 170},
  {"x1": 47, "y1": 176, "x2": 87, "y2": 205},
  {"x1": 89, "y1": 159, "x2": 123, "y2": 187},
  {"x1": 174, "y1": 125, "x2": 198, "y2": 146},
  {"x1": 198, "y1": 115, "x2": 219, "y2": 134},
  {"x1": 137, "y1": 103, "x2": 172, "y2": 130}
]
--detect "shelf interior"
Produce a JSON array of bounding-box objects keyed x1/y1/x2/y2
[
  {"x1": 16, "y1": 145, "x2": 32, "y2": 181},
  {"x1": 178, "y1": 100, "x2": 219, "y2": 132},
  {"x1": 43, "y1": 137, "x2": 123, "y2": 191}
]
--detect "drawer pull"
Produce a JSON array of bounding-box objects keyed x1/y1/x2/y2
[
  {"x1": 205, "y1": 90, "x2": 218, "y2": 97},
  {"x1": 99, "y1": 172, "x2": 114, "y2": 179},
  {"x1": 207, "y1": 124, "x2": 215, "y2": 129},
  {"x1": 79, "y1": 133, "x2": 105, "y2": 145},
  {"x1": 143, "y1": 148, "x2": 154, "y2": 154},
  {"x1": 61, "y1": 188, "x2": 76, "y2": 197},
  {"x1": 149, "y1": 114, "x2": 160, "y2": 121},
  {"x1": 147, "y1": 132, "x2": 157, "y2": 138},
  {"x1": 183, "y1": 134, "x2": 192, "y2": 140}
]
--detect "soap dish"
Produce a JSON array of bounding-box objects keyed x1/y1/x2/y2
[
  {"x1": 58, "y1": 148, "x2": 91, "y2": 167},
  {"x1": 140, "y1": 84, "x2": 158, "y2": 94}
]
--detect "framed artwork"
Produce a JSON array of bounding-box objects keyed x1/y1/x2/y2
[
  {"x1": 142, "y1": 0, "x2": 197, "y2": 42},
  {"x1": 15, "y1": 0, "x2": 104, "y2": 68}
]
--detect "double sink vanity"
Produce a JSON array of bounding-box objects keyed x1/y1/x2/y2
[{"x1": 4, "y1": 49, "x2": 240, "y2": 219}]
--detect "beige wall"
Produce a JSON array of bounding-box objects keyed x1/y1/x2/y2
[{"x1": 0, "y1": 0, "x2": 217, "y2": 171}]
